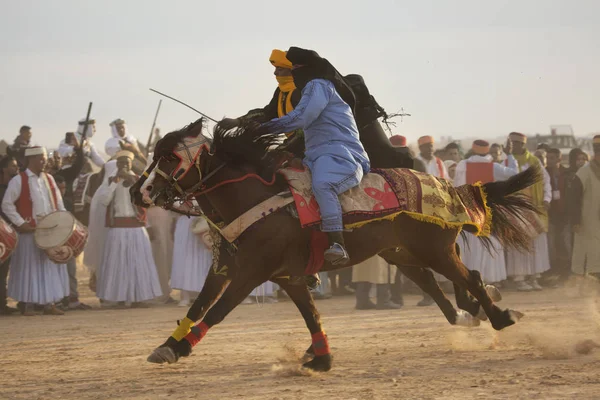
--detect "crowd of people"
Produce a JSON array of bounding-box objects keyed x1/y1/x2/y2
[
  {"x1": 1, "y1": 122, "x2": 597, "y2": 317},
  {"x1": 1, "y1": 46, "x2": 598, "y2": 318}
]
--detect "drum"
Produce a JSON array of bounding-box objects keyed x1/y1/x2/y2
[
  {"x1": 34, "y1": 211, "x2": 89, "y2": 264},
  {"x1": 0, "y1": 216, "x2": 18, "y2": 263}
]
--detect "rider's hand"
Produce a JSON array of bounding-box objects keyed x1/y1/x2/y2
[{"x1": 217, "y1": 118, "x2": 240, "y2": 130}]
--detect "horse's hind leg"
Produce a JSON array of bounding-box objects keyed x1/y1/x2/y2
[
  {"x1": 429, "y1": 250, "x2": 522, "y2": 331},
  {"x1": 275, "y1": 278, "x2": 332, "y2": 372},
  {"x1": 380, "y1": 250, "x2": 479, "y2": 327}
]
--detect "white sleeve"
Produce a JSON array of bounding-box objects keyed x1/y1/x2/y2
[
  {"x1": 89, "y1": 144, "x2": 105, "y2": 167},
  {"x1": 493, "y1": 155, "x2": 519, "y2": 181},
  {"x1": 100, "y1": 182, "x2": 119, "y2": 207},
  {"x1": 542, "y1": 168, "x2": 552, "y2": 203},
  {"x1": 453, "y1": 161, "x2": 467, "y2": 186},
  {"x1": 1, "y1": 175, "x2": 25, "y2": 226}
]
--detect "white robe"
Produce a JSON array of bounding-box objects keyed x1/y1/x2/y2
[
  {"x1": 454, "y1": 155, "x2": 519, "y2": 283},
  {"x1": 83, "y1": 160, "x2": 118, "y2": 273},
  {"x1": 505, "y1": 163, "x2": 552, "y2": 278},
  {"x1": 58, "y1": 137, "x2": 105, "y2": 167},
  {"x1": 96, "y1": 176, "x2": 162, "y2": 302},
  {"x1": 415, "y1": 155, "x2": 449, "y2": 179},
  {"x1": 1, "y1": 170, "x2": 68, "y2": 304},
  {"x1": 170, "y1": 216, "x2": 212, "y2": 292}
]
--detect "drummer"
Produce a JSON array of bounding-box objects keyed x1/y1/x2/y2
[{"x1": 1, "y1": 146, "x2": 69, "y2": 316}]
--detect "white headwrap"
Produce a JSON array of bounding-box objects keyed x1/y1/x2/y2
[
  {"x1": 77, "y1": 118, "x2": 96, "y2": 138},
  {"x1": 105, "y1": 118, "x2": 138, "y2": 158}
]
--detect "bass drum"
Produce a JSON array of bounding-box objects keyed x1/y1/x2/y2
[
  {"x1": 0, "y1": 216, "x2": 18, "y2": 263},
  {"x1": 34, "y1": 211, "x2": 89, "y2": 264}
]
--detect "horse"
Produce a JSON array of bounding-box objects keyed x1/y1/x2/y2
[{"x1": 133, "y1": 118, "x2": 540, "y2": 371}]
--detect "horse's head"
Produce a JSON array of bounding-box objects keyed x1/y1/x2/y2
[
  {"x1": 131, "y1": 118, "x2": 213, "y2": 208},
  {"x1": 130, "y1": 118, "x2": 285, "y2": 211}
]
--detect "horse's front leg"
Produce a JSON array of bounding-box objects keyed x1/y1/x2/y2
[
  {"x1": 148, "y1": 274, "x2": 265, "y2": 364},
  {"x1": 148, "y1": 269, "x2": 232, "y2": 364},
  {"x1": 274, "y1": 278, "x2": 332, "y2": 372}
]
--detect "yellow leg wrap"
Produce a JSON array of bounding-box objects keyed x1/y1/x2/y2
[{"x1": 171, "y1": 317, "x2": 195, "y2": 341}]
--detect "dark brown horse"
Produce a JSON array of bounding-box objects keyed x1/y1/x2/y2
[{"x1": 133, "y1": 119, "x2": 539, "y2": 371}]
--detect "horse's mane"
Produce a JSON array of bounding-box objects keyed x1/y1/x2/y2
[
  {"x1": 153, "y1": 117, "x2": 207, "y2": 160},
  {"x1": 211, "y1": 121, "x2": 284, "y2": 174}
]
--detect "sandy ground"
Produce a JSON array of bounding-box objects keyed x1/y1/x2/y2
[{"x1": 2, "y1": 274, "x2": 600, "y2": 400}]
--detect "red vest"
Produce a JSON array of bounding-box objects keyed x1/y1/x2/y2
[
  {"x1": 466, "y1": 162, "x2": 495, "y2": 184},
  {"x1": 16, "y1": 171, "x2": 58, "y2": 227}
]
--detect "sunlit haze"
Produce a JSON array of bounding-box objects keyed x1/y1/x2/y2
[{"x1": 1, "y1": 0, "x2": 598, "y2": 150}]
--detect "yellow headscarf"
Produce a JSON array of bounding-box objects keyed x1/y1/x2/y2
[{"x1": 269, "y1": 49, "x2": 296, "y2": 129}]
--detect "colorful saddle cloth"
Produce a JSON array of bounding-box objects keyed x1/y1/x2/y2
[{"x1": 278, "y1": 167, "x2": 492, "y2": 237}]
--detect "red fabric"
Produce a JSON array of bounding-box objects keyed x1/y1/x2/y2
[
  {"x1": 465, "y1": 163, "x2": 495, "y2": 184},
  {"x1": 287, "y1": 169, "x2": 402, "y2": 229},
  {"x1": 435, "y1": 157, "x2": 445, "y2": 179},
  {"x1": 305, "y1": 230, "x2": 328, "y2": 275},
  {"x1": 16, "y1": 172, "x2": 58, "y2": 228},
  {"x1": 184, "y1": 321, "x2": 210, "y2": 347},
  {"x1": 311, "y1": 331, "x2": 331, "y2": 356}
]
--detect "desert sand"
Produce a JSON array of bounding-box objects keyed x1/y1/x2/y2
[{"x1": 2, "y1": 275, "x2": 600, "y2": 400}]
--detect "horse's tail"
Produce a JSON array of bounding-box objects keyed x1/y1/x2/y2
[{"x1": 478, "y1": 165, "x2": 543, "y2": 252}]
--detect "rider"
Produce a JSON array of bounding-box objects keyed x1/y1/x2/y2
[
  {"x1": 220, "y1": 49, "x2": 301, "y2": 141},
  {"x1": 258, "y1": 47, "x2": 370, "y2": 265}
]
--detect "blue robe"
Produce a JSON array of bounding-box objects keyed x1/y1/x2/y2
[{"x1": 261, "y1": 79, "x2": 370, "y2": 231}]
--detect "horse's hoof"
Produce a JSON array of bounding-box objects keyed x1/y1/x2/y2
[
  {"x1": 455, "y1": 310, "x2": 481, "y2": 327},
  {"x1": 302, "y1": 354, "x2": 332, "y2": 372},
  {"x1": 147, "y1": 347, "x2": 178, "y2": 364},
  {"x1": 303, "y1": 344, "x2": 315, "y2": 360},
  {"x1": 508, "y1": 309, "x2": 525, "y2": 322},
  {"x1": 485, "y1": 285, "x2": 502, "y2": 302},
  {"x1": 476, "y1": 306, "x2": 488, "y2": 321},
  {"x1": 491, "y1": 309, "x2": 523, "y2": 331}
]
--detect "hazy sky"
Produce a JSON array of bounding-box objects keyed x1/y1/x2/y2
[{"x1": 1, "y1": 0, "x2": 598, "y2": 150}]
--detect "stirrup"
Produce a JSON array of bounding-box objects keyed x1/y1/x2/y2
[{"x1": 324, "y1": 243, "x2": 349, "y2": 266}]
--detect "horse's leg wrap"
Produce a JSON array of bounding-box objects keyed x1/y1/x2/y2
[
  {"x1": 170, "y1": 317, "x2": 196, "y2": 341},
  {"x1": 184, "y1": 322, "x2": 210, "y2": 347},
  {"x1": 311, "y1": 331, "x2": 330, "y2": 356}
]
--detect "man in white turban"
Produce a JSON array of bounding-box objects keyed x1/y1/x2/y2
[{"x1": 58, "y1": 118, "x2": 105, "y2": 168}]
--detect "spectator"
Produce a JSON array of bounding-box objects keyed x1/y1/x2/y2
[
  {"x1": 444, "y1": 160, "x2": 457, "y2": 182},
  {"x1": 489, "y1": 143, "x2": 504, "y2": 164},
  {"x1": 1, "y1": 147, "x2": 68, "y2": 316},
  {"x1": 415, "y1": 136, "x2": 448, "y2": 179},
  {"x1": 546, "y1": 148, "x2": 572, "y2": 281},
  {"x1": 570, "y1": 136, "x2": 600, "y2": 277},
  {"x1": 504, "y1": 133, "x2": 551, "y2": 291},
  {"x1": 8, "y1": 126, "x2": 32, "y2": 170},
  {"x1": 352, "y1": 256, "x2": 401, "y2": 310},
  {"x1": 0, "y1": 155, "x2": 19, "y2": 315},
  {"x1": 444, "y1": 142, "x2": 462, "y2": 163}
]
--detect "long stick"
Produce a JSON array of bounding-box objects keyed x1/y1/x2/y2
[
  {"x1": 80, "y1": 102, "x2": 93, "y2": 142},
  {"x1": 149, "y1": 88, "x2": 218, "y2": 123},
  {"x1": 145, "y1": 99, "x2": 162, "y2": 156}
]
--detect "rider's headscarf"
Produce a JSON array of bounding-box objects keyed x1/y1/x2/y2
[{"x1": 286, "y1": 46, "x2": 356, "y2": 113}]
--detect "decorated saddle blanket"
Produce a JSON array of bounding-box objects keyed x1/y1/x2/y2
[{"x1": 278, "y1": 167, "x2": 491, "y2": 237}]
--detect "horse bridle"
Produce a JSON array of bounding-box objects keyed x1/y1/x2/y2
[{"x1": 143, "y1": 138, "x2": 226, "y2": 210}]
